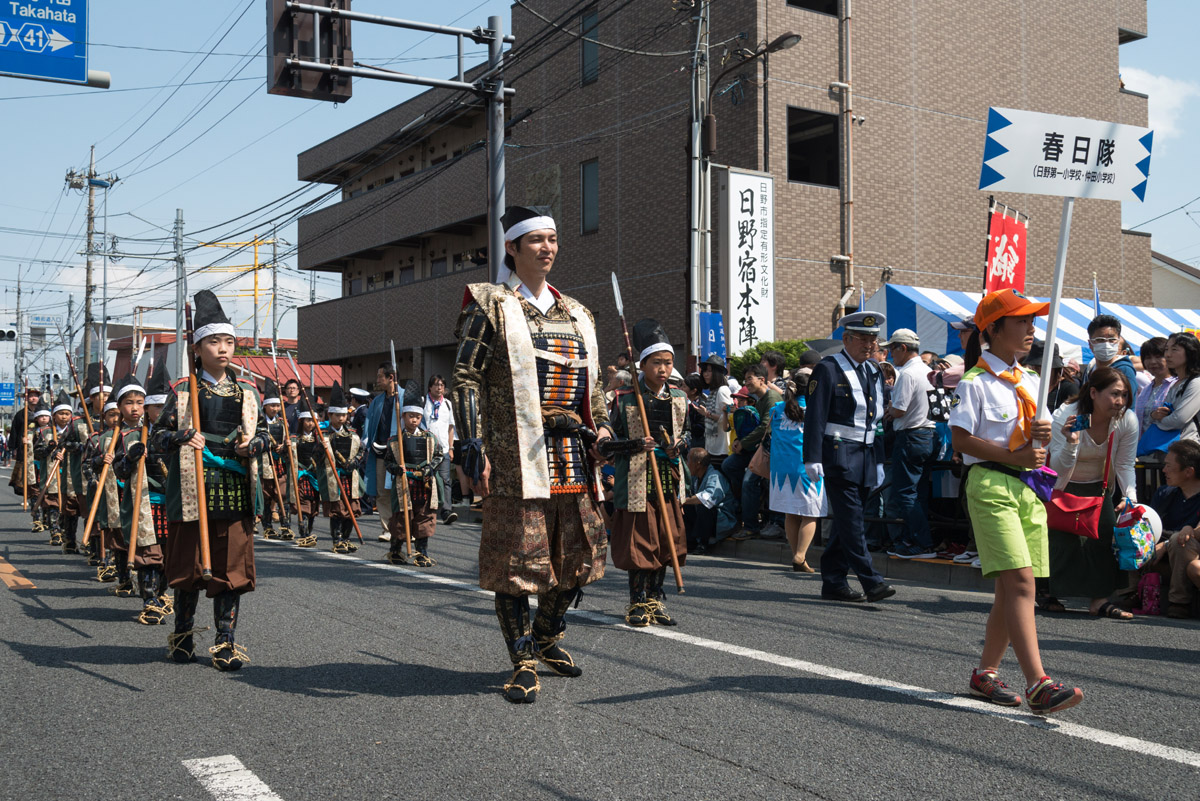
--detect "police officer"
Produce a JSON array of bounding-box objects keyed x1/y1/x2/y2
[{"x1": 803, "y1": 311, "x2": 897, "y2": 603}]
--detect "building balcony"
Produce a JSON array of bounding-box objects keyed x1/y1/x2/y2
[
  {"x1": 296, "y1": 264, "x2": 488, "y2": 364},
  {"x1": 297, "y1": 146, "x2": 487, "y2": 271}
]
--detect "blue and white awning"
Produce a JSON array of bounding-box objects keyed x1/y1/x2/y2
[{"x1": 845, "y1": 284, "x2": 1200, "y2": 363}]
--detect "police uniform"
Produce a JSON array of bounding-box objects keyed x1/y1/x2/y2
[{"x1": 802, "y1": 312, "x2": 894, "y2": 602}]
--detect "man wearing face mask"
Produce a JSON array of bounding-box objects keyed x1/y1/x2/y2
[{"x1": 1084, "y1": 315, "x2": 1137, "y2": 392}]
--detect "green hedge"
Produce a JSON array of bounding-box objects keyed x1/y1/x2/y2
[{"x1": 726, "y1": 339, "x2": 818, "y2": 380}]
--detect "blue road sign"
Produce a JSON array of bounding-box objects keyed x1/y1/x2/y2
[
  {"x1": 0, "y1": 0, "x2": 87, "y2": 85},
  {"x1": 0, "y1": 383, "x2": 14, "y2": 405}
]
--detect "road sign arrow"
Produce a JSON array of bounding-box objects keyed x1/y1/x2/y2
[
  {"x1": 0, "y1": 22, "x2": 9, "y2": 47},
  {"x1": 48, "y1": 29, "x2": 71, "y2": 52}
]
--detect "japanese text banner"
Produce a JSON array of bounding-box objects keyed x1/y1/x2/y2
[
  {"x1": 984, "y1": 212, "x2": 1028, "y2": 294},
  {"x1": 979, "y1": 107, "x2": 1152, "y2": 202}
]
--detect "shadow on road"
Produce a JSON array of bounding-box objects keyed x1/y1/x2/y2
[{"x1": 228, "y1": 650, "x2": 497, "y2": 699}]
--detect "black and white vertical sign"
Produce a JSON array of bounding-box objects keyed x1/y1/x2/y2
[{"x1": 718, "y1": 167, "x2": 775, "y2": 356}]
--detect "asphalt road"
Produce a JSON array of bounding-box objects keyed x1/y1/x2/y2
[{"x1": 1, "y1": 471, "x2": 1197, "y2": 801}]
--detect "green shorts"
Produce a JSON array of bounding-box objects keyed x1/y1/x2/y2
[{"x1": 964, "y1": 466, "x2": 1048, "y2": 579}]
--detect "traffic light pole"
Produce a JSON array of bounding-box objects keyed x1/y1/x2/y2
[{"x1": 273, "y1": 4, "x2": 515, "y2": 283}]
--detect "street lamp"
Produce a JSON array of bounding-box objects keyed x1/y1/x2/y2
[{"x1": 703, "y1": 32, "x2": 801, "y2": 158}]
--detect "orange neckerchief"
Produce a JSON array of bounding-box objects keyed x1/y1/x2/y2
[{"x1": 975, "y1": 358, "x2": 1037, "y2": 451}]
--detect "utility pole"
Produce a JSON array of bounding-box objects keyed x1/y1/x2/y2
[
  {"x1": 271, "y1": 227, "x2": 279, "y2": 346},
  {"x1": 309, "y1": 268, "x2": 315, "y2": 395},
  {"x1": 66, "y1": 147, "x2": 117, "y2": 363},
  {"x1": 252, "y1": 238, "x2": 260, "y2": 346},
  {"x1": 14, "y1": 270, "x2": 22, "y2": 384},
  {"x1": 175, "y1": 209, "x2": 186, "y2": 378}
]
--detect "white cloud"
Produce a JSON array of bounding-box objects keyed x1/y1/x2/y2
[{"x1": 1121, "y1": 66, "x2": 1199, "y2": 139}]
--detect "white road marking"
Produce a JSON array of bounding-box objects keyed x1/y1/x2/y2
[
  {"x1": 183, "y1": 755, "x2": 284, "y2": 801},
  {"x1": 262, "y1": 537, "x2": 1200, "y2": 769}
]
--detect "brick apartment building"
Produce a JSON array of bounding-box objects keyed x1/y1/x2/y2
[{"x1": 295, "y1": 0, "x2": 1151, "y2": 387}]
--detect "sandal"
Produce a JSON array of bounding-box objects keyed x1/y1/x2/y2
[
  {"x1": 1037, "y1": 594, "x2": 1067, "y2": 614},
  {"x1": 792, "y1": 560, "x2": 815, "y2": 573},
  {"x1": 1091, "y1": 601, "x2": 1133, "y2": 620}
]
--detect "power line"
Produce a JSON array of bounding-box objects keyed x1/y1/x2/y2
[{"x1": 97, "y1": 2, "x2": 255, "y2": 166}]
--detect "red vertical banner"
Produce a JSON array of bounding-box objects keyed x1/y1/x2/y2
[{"x1": 985, "y1": 211, "x2": 1028, "y2": 294}]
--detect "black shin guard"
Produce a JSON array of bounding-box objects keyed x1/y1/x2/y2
[
  {"x1": 495, "y1": 593, "x2": 538, "y2": 703},
  {"x1": 533, "y1": 586, "x2": 583, "y2": 677},
  {"x1": 211, "y1": 591, "x2": 247, "y2": 671},
  {"x1": 168, "y1": 589, "x2": 201, "y2": 663}
]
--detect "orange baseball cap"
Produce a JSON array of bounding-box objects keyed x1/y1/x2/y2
[{"x1": 974, "y1": 288, "x2": 1049, "y2": 330}]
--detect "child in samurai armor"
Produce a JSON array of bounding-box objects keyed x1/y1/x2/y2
[
  {"x1": 108, "y1": 373, "x2": 171, "y2": 625},
  {"x1": 604, "y1": 319, "x2": 689, "y2": 627},
  {"x1": 141, "y1": 348, "x2": 174, "y2": 613},
  {"x1": 35, "y1": 390, "x2": 91, "y2": 556},
  {"x1": 25, "y1": 404, "x2": 55, "y2": 541},
  {"x1": 383, "y1": 380, "x2": 442, "y2": 567},
  {"x1": 88, "y1": 401, "x2": 130, "y2": 588},
  {"x1": 258, "y1": 378, "x2": 295, "y2": 540},
  {"x1": 152, "y1": 290, "x2": 270, "y2": 672},
  {"x1": 315, "y1": 381, "x2": 363, "y2": 553},
  {"x1": 291, "y1": 410, "x2": 322, "y2": 546}
]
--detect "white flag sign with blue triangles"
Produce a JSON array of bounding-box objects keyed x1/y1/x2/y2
[{"x1": 978, "y1": 107, "x2": 1152, "y2": 203}]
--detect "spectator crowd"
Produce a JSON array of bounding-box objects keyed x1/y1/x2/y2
[{"x1": 648, "y1": 311, "x2": 1200, "y2": 622}]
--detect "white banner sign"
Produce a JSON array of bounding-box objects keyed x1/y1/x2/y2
[
  {"x1": 719, "y1": 167, "x2": 774, "y2": 356},
  {"x1": 978, "y1": 107, "x2": 1153, "y2": 202}
]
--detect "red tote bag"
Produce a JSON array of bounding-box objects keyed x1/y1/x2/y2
[{"x1": 1044, "y1": 432, "x2": 1113, "y2": 540}]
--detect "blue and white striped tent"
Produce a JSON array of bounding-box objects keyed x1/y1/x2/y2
[{"x1": 851, "y1": 284, "x2": 1200, "y2": 363}]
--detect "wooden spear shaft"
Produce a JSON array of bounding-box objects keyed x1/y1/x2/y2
[
  {"x1": 393, "y1": 389, "x2": 414, "y2": 558},
  {"x1": 185, "y1": 305, "x2": 214, "y2": 581},
  {"x1": 81, "y1": 422, "x2": 121, "y2": 547},
  {"x1": 126, "y1": 424, "x2": 148, "y2": 569}
]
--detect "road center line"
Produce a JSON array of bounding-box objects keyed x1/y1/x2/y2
[
  {"x1": 183, "y1": 754, "x2": 284, "y2": 801},
  {"x1": 262, "y1": 537, "x2": 1200, "y2": 769}
]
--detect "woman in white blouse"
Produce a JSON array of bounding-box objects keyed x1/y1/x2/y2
[{"x1": 1046, "y1": 367, "x2": 1138, "y2": 620}]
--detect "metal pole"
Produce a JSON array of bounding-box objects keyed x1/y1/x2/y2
[
  {"x1": 700, "y1": 8, "x2": 712, "y2": 331},
  {"x1": 1035, "y1": 196, "x2": 1075, "y2": 425},
  {"x1": 83, "y1": 146, "x2": 95, "y2": 365},
  {"x1": 487, "y1": 14, "x2": 505, "y2": 283},
  {"x1": 689, "y1": 3, "x2": 709, "y2": 360},
  {"x1": 175, "y1": 209, "x2": 185, "y2": 378}
]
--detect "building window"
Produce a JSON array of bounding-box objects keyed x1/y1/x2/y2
[
  {"x1": 347, "y1": 278, "x2": 362, "y2": 295},
  {"x1": 431, "y1": 257, "x2": 448, "y2": 277},
  {"x1": 399, "y1": 168, "x2": 414, "y2": 178},
  {"x1": 787, "y1": 107, "x2": 839, "y2": 187},
  {"x1": 366, "y1": 274, "x2": 376, "y2": 292},
  {"x1": 580, "y1": 158, "x2": 599, "y2": 234},
  {"x1": 399, "y1": 266, "x2": 415, "y2": 285},
  {"x1": 431, "y1": 154, "x2": 447, "y2": 165},
  {"x1": 787, "y1": 0, "x2": 838, "y2": 15},
  {"x1": 348, "y1": 188, "x2": 363, "y2": 199},
  {"x1": 580, "y1": 8, "x2": 599, "y2": 85},
  {"x1": 383, "y1": 270, "x2": 395, "y2": 287}
]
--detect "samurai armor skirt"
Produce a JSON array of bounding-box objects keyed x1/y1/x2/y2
[
  {"x1": 103, "y1": 528, "x2": 164, "y2": 569},
  {"x1": 478, "y1": 493, "x2": 606, "y2": 596},
  {"x1": 610, "y1": 496, "x2": 687, "y2": 573},
  {"x1": 389, "y1": 490, "x2": 436, "y2": 542},
  {"x1": 323, "y1": 474, "x2": 360, "y2": 518},
  {"x1": 166, "y1": 518, "x2": 256, "y2": 597}
]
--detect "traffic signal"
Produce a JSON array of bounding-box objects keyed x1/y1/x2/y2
[
  {"x1": 0, "y1": 328, "x2": 15, "y2": 341},
  {"x1": 267, "y1": 0, "x2": 353, "y2": 103}
]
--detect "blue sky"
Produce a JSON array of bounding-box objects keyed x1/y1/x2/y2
[
  {"x1": 1119, "y1": 0, "x2": 1200, "y2": 263},
  {"x1": 0, "y1": 0, "x2": 1195, "y2": 376}
]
